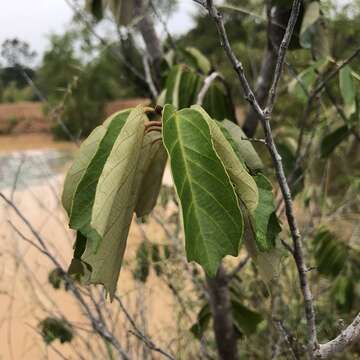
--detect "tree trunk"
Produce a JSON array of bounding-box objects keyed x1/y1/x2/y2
[
  {"x1": 206, "y1": 265, "x2": 239, "y2": 360},
  {"x1": 134, "y1": 0, "x2": 163, "y2": 89}
]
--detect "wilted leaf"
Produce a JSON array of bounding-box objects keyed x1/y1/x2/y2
[
  {"x1": 320, "y1": 125, "x2": 351, "y2": 158},
  {"x1": 62, "y1": 125, "x2": 106, "y2": 216},
  {"x1": 69, "y1": 110, "x2": 131, "y2": 246},
  {"x1": 220, "y1": 120, "x2": 264, "y2": 172},
  {"x1": 162, "y1": 105, "x2": 243, "y2": 276},
  {"x1": 78, "y1": 106, "x2": 147, "y2": 298},
  {"x1": 135, "y1": 132, "x2": 167, "y2": 217}
]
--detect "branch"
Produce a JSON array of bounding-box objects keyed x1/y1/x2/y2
[
  {"x1": 265, "y1": 0, "x2": 302, "y2": 115},
  {"x1": 196, "y1": 72, "x2": 220, "y2": 105},
  {"x1": 114, "y1": 295, "x2": 177, "y2": 360},
  {"x1": 314, "y1": 313, "x2": 360, "y2": 358},
  {"x1": 198, "y1": 0, "x2": 319, "y2": 352}
]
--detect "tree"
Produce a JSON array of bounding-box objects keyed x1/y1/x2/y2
[{"x1": 2, "y1": 0, "x2": 359, "y2": 359}]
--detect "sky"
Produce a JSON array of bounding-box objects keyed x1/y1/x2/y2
[{"x1": 0, "y1": 0, "x2": 196, "y2": 64}]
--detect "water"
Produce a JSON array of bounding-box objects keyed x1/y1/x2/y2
[{"x1": 0, "y1": 149, "x2": 73, "y2": 190}]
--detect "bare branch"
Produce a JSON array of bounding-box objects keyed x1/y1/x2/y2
[
  {"x1": 314, "y1": 313, "x2": 360, "y2": 358},
  {"x1": 114, "y1": 295, "x2": 176, "y2": 360},
  {"x1": 196, "y1": 72, "x2": 220, "y2": 105},
  {"x1": 265, "y1": 0, "x2": 301, "y2": 115}
]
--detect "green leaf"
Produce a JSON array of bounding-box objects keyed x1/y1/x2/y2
[
  {"x1": 39, "y1": 318, "x2": 73, "y2": 345},
  {"x1": 332, "y1": 276, "x2": 354, "y2": 313},
  {"x1": 232, "y1": 300, "x2": 263, "y2": 336},
  {"x1": 190, "y1": 303, "x2": 212, "y2": 339},
  {"x1": 165, "y1": 65, "x2": 202, "y2": 109},
  {"x1": 79, "y1": 106, "x2": 147, "y2": 298},
  {"x1": 314, "y1": 228, "x2": 348, "y2": 277},
  {"x1": 192, "y1": 105, "x2": 259, "y2": 213},
  {"x1": 68, "y1": 110, "x2": 131, "y2": 246},
  {"x1": 300, "y1": 2, "x2": 321, "y2": 49},
  {"x1": 202, "y1": 80, "x2": 237, "y2": 122},
  {"x1": 220, "y1": 120, "x2": 264, "y2": 172},
  {"x1": 135, "y1": 133, "x2": 167, "y2": 217},
  {"x1": 340, "y1": 65, "x2": 356, "y2": 117},
  {"x1": 62, "y1": 125, "x2": 107, "y2": 216},
  {"x1": 320, "y1": 125, "x2": 351, "y2": 158},
  {"x1": 288, "y1": 66, "x2": 317, "y2": 103},
  {"x1": 162, "y1": 105, "x2": 243, "y2": 276},
  {"x1": 242, "y1": 200, "x2": 282, "y2": 283},
  {"x1": 253, "y1": 174, "x2": 281, "y2": 251},
  {"x1": 183, "y1": 47, "x2": 211, "y2": 75},
  {"x1": 133, "y1": 241, "x2": 150, "y2": 283}
]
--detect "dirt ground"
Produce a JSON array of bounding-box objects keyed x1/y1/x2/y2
[{"x1": 0, "y1": 99, "x2": 149, "y2": 135}]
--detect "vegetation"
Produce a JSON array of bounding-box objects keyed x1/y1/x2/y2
[{"x1": 0, "y1": 0, "x2": 359, "y2": 359}]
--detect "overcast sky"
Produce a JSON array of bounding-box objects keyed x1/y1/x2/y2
[{"x1": 0, "y1": 0, "x2": 196, "y2": 64}]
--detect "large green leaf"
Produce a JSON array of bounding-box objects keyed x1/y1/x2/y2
[
  {"x1": 192, "y1": 105, "x2": 259, "y2": 213},
  {"x1": 162, "y1": 105, "x2": 243, "y2": 276},
  {"x1": 320, "y1": 125, "x2": 351, "y2": 158},
  {"x1": 340, "y1": 65, "x2": 356, "y2": 117},
  {"x1": 62, "y1": 126, "x2": 106, "y2": 216},
  {"x1": 220, "y1": 120, "x2": 264, "y2": 172},
  {"x1": 79, "y1": 106, "x2": 147, "y2": 298},
  {"x1": 68, "y1": 110, "x2": 131, "y2": 246}
]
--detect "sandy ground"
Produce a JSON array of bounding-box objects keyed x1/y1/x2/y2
[{"x1": 0, "y1": 134, "x2": 181, "y2": 360}]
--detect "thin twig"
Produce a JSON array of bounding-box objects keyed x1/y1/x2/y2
[{"x1": 114, "y1": 295, "x2": 176, "y2": 360}]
